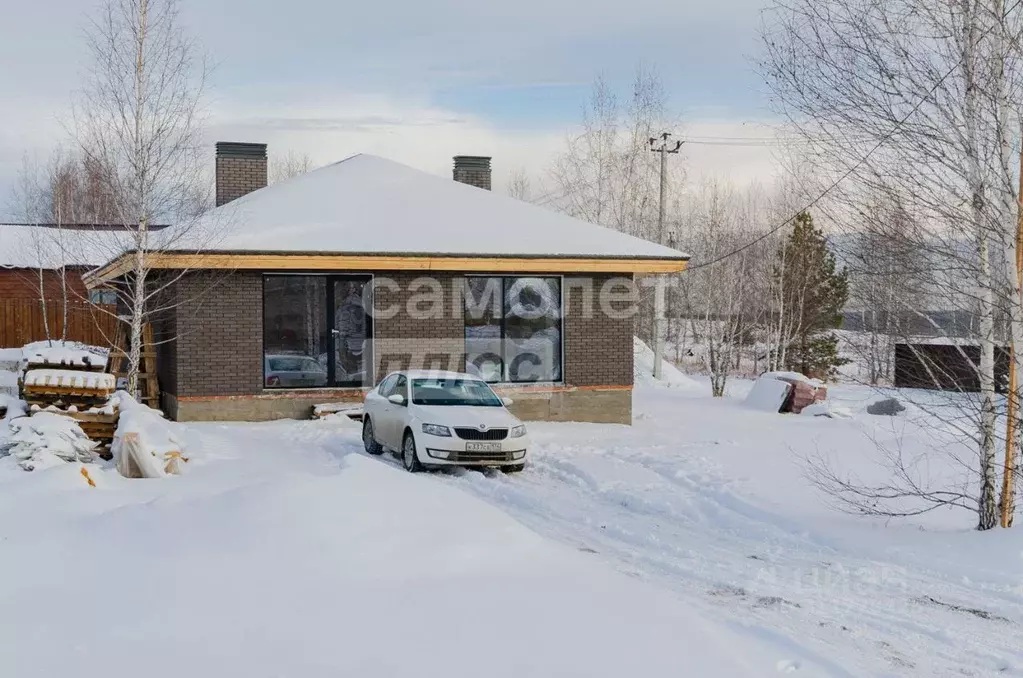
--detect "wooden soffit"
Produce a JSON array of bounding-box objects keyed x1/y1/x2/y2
[{"x1": 84, "y1": 251, "x2": 689, "y2": 287}]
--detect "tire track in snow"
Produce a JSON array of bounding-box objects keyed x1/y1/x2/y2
[{"x1": 432, "y1": 441, "x2": 1023, "y2": 677}]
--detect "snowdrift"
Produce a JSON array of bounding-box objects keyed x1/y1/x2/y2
[
  {"x1": 634, "y1": 337, "x2": 702, "y2": 390},
  {"x1": 0, "y1": 441, "x2": 764, "y2": 677}
]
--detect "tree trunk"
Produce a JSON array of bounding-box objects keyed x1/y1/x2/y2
[{"x1": 978, "y1": 235, "x2": 1000, "y2": 530}]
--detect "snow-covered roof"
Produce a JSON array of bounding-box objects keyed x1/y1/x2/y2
[
  {"x1": 0, "y1": 224, "x2": 130, "y2": 269},
  {"x1": 185, "y1": 154, "x2": 689, "y2": 261}
]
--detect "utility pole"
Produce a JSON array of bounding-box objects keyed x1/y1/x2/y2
[
  {"x1": 1000, "y1": 146, "x2": 1023, "y2": 528},
  {"x1": 649, "y1": 132, "x2": 682, "y2": 379}
]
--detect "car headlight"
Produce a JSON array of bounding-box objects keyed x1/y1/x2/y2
[
  {"x1": 510, "y1": 424, "x2": 527, "y2": 438},
  {"x1": 421, "y1": 423, "x2": 452, "y2": 437}
]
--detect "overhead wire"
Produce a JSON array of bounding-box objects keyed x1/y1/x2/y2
[{"x1": 681, "y1": 0, "x2": 1023, "y2": 271}]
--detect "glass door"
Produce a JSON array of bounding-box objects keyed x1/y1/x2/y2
[{"x1": 329, "y1": 276, "x2": 373, "y2": 387}]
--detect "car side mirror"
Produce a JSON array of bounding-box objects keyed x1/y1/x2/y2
[
  {"x1": 501, "y1": 397, "x2": 514, "y2": 407},
  {"x1": 387, "y1": 393, "x2": 406, "y2": 405}
]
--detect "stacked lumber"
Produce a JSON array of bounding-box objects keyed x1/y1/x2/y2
[
  {"x1": 22, "y1": 369, "x2": 116, "y2": 410},
  {"x1": 19, "y1": 344, "x2": 119, "y2": 458}
]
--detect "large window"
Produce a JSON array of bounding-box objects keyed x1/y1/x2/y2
[
  {"x1": 263, "y1": 275, "x2": 372, "y2": 388},
  {"x1": 465, "y1": 276, "x2": 562, "y2": 383}
]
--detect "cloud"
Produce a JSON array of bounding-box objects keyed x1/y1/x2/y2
[{"x1": 0, "y1": 0, "x2": 778, "y2": 215}]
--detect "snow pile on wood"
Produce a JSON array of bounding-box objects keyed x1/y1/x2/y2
[
  {"x1": 760, "y1": 371, "x2": 824, "y2": 388},
  {"x1": 745, "y1": 372, "x2": 829, "y2": 414},
  {"x1": 0, "y1": 412, "x2": 98, "y2": 471},
  {"x1": 633, "y1": 338, "x2": 702, "y2": 390},
  {"x1": 21, "y1": 341, "x2": 109, "y2": 371},
  {"x1": 110, "y1": 392, "x2": 184, "y2": 478},
  {"x1": 23, "y1": 369, "x2": 116, "y2": 390}
]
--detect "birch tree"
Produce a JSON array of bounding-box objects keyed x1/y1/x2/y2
[
  {"x1": 763, "y1": 0, "x2": 1023, "y2": 529},
  {"x1": 676, "y1": 181, "x2": 769, "y2": 395},
  {"x1": 75, "y1": 0, "x2": 212, "y2": 397}
]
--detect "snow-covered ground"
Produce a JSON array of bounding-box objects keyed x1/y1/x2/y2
[
  {"x1": 2, "y1": 376, "x2": 1022, "y2": 675},
  {"x1": 0, "y1": 347, "x2": 20, "y2": 398}
]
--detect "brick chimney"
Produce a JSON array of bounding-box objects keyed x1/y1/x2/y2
[
  {"x1": 452, "y1": 155, "x2": 492, "y2": 191},
  {"x1": 216, "y1": 142, "x2": 268, "y2": 206}
]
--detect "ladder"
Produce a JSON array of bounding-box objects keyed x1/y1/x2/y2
[{"x1": 109, "y1": 321, "x2": 160, "y2": 407}]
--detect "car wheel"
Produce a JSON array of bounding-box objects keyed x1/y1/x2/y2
[
  {"x1": 502, "y1": 463, "x2": 525, "y2": 474},
  {"x1": 362, "y1": 417, "x2": 384, "y2": 455},
  {"x1": 402, "y1": 431, "x2": 423, "y2": 473}
]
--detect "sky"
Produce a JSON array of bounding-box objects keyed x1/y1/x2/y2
[{"x1": 0, "y1": 0, "x2": 779, "y2": 219}]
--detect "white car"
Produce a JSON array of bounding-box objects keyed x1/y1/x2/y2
[{"x1": 361, "y1": 370, "x2": 530, "y2": 473}]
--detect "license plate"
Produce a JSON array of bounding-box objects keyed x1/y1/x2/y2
[{"x1": 466, "y1": 442, "x2": 502, "y2": 452}]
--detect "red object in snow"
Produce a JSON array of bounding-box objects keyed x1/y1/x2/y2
[{"x1": 772, "y1": 375, "x2": 827, "y2": 414}]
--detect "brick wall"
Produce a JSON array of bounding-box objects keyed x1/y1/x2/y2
[
  {"x1": 452, "y1": 156, "x2": 492, "y2": 191},
  {"x1": 161, "y1": 270, "x2": 634, "y2": 399},
  {"x1": 563, "y1": 274, "x2": 634, "y2": 387},
  {"x1": 173, "y1": 271, "x2": 263, "y2": 396},
  {"x1": 374, "y1": 272, "x2": 465, "y2": 378},
  {"x1": 215, "y1": 143, "x2": 268, "y2": 206}
]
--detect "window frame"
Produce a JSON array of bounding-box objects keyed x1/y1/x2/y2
[
  {"x1": 464, "y1": 274, "x2": 564, "y2": 385},
  {"x1": 89, "y1": 288, "x2": 118, "y2": 305},
  {"x1": 262, "y1": 273, "x2": 375, "y2": 390}
]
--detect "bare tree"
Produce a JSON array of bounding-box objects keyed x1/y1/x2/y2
[
  {"x1": 763, "y1": 0, "x2": 1023, "y2": 528},
  {"x1": 676, "y1": 181, "x2": 766, "y2": 396},
  {"x1": 548, "y1": 67, "x2": 684, "y2": 348},
  {"x1": 269, "y1": 150, "x2": 313, "y2": 184},
  {"x1": 506, "y1": 167, "x2": 533, "y2": 202},
  {"x1": 74, "y1": 0, "x2": 214, "y2": 397},
  {"x1": 7, "y1": 157, "x2": 56, "y2": 342}
]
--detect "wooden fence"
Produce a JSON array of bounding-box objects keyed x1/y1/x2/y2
[{"x1": 0, "y1": 299, "x2": 118, "y2": 349}]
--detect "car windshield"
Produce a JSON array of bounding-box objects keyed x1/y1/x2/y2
[{"x1": 411, "y1": 378, "x2": 504, "y2": 407}]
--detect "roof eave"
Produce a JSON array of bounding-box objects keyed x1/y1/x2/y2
[{"x1": 85, "y1": 250, "x2": 689, "y2": 287}]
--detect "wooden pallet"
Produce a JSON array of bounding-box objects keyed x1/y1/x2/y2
[
  {"x1": 109, "y1": 322, "x2": 160, "y2": 406},
  {"x1": 69, "y1": 409, "x2": 119, "y2": 460}
]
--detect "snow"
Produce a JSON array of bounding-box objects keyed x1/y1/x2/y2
[
  {"x1": 0, "y1": 420, "x2": 775, "y2": 677},
  {"x1": 799, "y1": 401, "x2": 852, "y2": 418},
  {"x1": 762, "y1": 370, "x2": 825, "y2": 387},
  {"x1": 633, "y1": 337, "x2": 702, "y2": 390},
  {"x1": 0, "y1": 411, "x2": 97, "y2": 471},
  {"x1": 0, "y1": 224, "x2": 130, "y2": 269},
  {"x1": 744, "y1": 375, "x2": 792, "y2": 412},
  {"x1": 111, "y1": 391, "x2": 182, "y2": 477},
  {"x1": 0, "y1": 365, "x2": 17, "y2": 399},
  {"x1": 450, "y1": 382, "x2": 1023, "y2": 676},
  {"x1": 2, "y1": 363, "x2": 1023, "y2": 674},
  {"x1": 22, "y1": 340, "x2": 109, "y2": 369},
  {"x1": 170, "y1": 154, "x2": 689, "y2": 261},
  {"x1": 24, "y1": 368, "x2": 115, "y2": 390}
]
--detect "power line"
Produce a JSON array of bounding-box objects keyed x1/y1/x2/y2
[{"x1": 683, "y1": 0, "x2": 1023, "y2": 272}]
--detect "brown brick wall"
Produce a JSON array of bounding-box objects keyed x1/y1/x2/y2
[
  {"x1": 173, "y1": 271, "x2": 263, "y2": 396},
  {"x1": 374, "y1": 272, "x2": 465, "y2": 378},
  {"x1": 563, "y1": 274, "x2": 634, "y2": 387},
  {"x1": 160, "y1": 270, "x2": 634, "y2": 400},
  {"x1": 215, "y1": 155, "x2": 267, "y2": 206}
]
